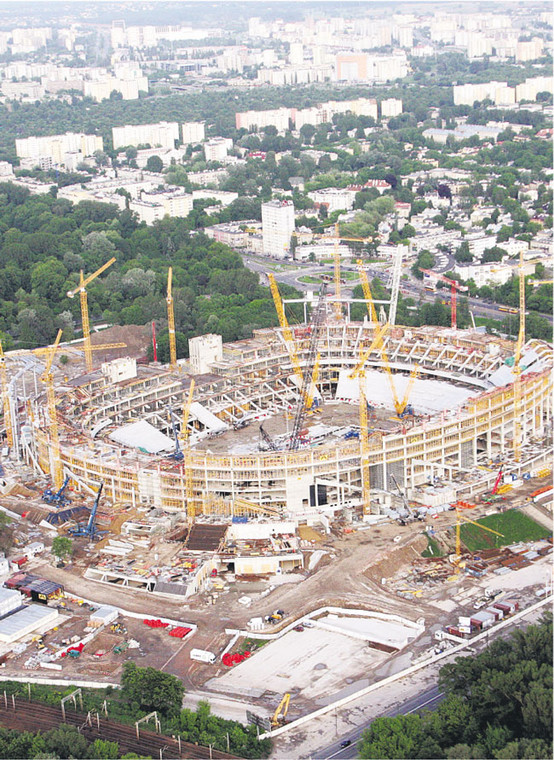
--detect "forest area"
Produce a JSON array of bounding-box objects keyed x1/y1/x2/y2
[
  {"x1": 359, "y1": 614, "x2": 552, "y2": 760},
  {"x1": 0, "y1": 182, "x2": 302, "y2": 357}
]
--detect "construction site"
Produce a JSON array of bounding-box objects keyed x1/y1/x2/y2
[{"x1": 0, "y1": 253, "x2": 552, "y2": 751}]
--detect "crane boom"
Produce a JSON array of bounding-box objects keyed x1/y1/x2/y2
[
  {"x1": 271, "y1": 694, "x2": 291, "y2": 727},
  {"x1": 454, "y1": 508, "x2": 504, "y2": 569},
  {"x1": 358, "y1": 368, "x2": 371, "y2": 516},
  {"x1": 166, "y1": 268, "x2": 177, "y2": 370},
  {"x1": 356, "y1": 259, "x2": 378, "y2": 324},
  {"x1": 513, "y1": 252, "x2": 526, "y2": 463},
  {"x1": 40, "y1": 329, "x2": 64, "y2": 490},
  {"x1": 0, "y1": 339, "x2": 13, "y2": 448},
  {"x1": 67, "y1": 258, "x2": 116, "y2": 373},
  {"x1": 333, "y1": 222, "x2": 342, "y2": 321},
  {"x1": 267, "y1": 273, "x2": 304, "y2": 387},
  {"x1": 419, "y1": 268, "x2": 468, "y2": 329},
  {"x1": 349, "y1": 323, "x2": 389, "y2": 378}
]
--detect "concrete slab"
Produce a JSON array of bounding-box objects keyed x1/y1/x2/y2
[{"x1": 206, "y1": 628, "x2": 386, "y2": 701}]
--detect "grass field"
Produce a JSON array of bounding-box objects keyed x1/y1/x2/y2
[
  {"x1": 422, "y1": 535, "x2": 443, "y2": 558},
  {"x1": 460, "y1": 509, "x2": 552, "y2": 552}
]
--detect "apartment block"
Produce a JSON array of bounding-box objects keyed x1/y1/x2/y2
[
  {"x1": 15, "y1": 132, "x2": 103, "y2": 163},
  {"x1": 112, "y1": 122, "x2": 179, "y2": 150},
  {"x1": 380, "y1": 98, "x2": 403, "y2": 118},
  {"x1": 262, "y1": 200, "x2": 295, "y2": 258},
  {"x1": 182, "y1": 122, "x2": 205, "y2": 145},
  {"x1": 204, "y1": 137, "x2": 233, "y2": 162}
]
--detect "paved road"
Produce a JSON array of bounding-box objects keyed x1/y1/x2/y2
[{"x1": 313, "y1": 685, "x2": 444, "y2": 760}]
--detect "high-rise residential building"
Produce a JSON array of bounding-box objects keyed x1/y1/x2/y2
[
  {"x1": 182, "y1": 122, "x2": 205, "y2": 145},
  {"x1": 204, "y1": 138, "x2": 233, "y2": 162},
  {"x1": 15, "y1": 132, "x2": 103, "y2": 163},
  {"x1": 262, "y1": 200, "x2": 295, "y2": 259},
  {"x1": 516, "y1": 38, "x2": 544, "y2": 62},
  {"x1": 112, "y1": 122, "x2": 179, "y2": 150},
  {"x1": 380, "y1": 98, "x2": 403, "y2": 118}
]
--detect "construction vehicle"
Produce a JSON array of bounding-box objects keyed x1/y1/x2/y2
[
  {"x1": 43, "y1": 476, "x2": 71, "y2": 508},
  {"x1": 167, "y1": 405, "x2": 184, "y2": 462},
  {"x1": 390, "y1": 473, "x2": 421, "y2": 522},
  {"x1": 271, "y1": 693, "x2": 291, "y2": 727},
  {"x1": 259, "y1": 423, "x2": 278, "y2": 451},
  {"x1": 289, "y1": 284, "x2": 327, "y2": 451},
  {"x1": 419, "y1": 269, "x2": 468, "y2": 329},
  {"x1": 69, "y1": 483, "x2": 106, "y2": 540},
  {"x1": 66, "y1": 257, "x2": 117, "y2": 373},
  {"x1": 450, "y1": 510, "x2": 504, "y2": 575}
]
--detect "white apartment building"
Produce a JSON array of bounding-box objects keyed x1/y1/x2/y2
[
  {"x1": 453, "y1": 262, "x2": 513, "y2": 287},
  {"x1": 84, "y1": 75, "x2": 148, "y2": 101},
  {"x1": 15, "y1": 132, "x2": 103, "y2": 163},
  {"x1": 192, "y1": 190, "x2": 238, "y2": 207},
  {"x1": 112, "y1": 122, "x2": 179, "y2": 150},
  {"x1": 307, "y1": 188, "x2": 356, "y2": 213},
  {"x1": 129, "y1": 190, "x2": 193, "y2": 224},
  {"x1": 204, "y1": 137, "x2": 233, "y2": 162},
  {"x1": 235, "y1": 107, "x2": 291, "y2": 132},
  {"x1": 262, "y1": 200, "x2": 295, "y2": 258},
  {"x1": 182, "y1": 122, "x2": 205, "y2": 145},
  {"x1": 187, "y1": 168, "x2": 229, "y2": 186},
  {"x1": 380, "y1": 98, "x2": 403, "y2": 118},
  {"x1": 515, "y1": 77, "x2": 553, "y2": 102},
  {"x1": 466, "y1": 234, "x2": 497, "y2": 259},
  {"x1": 516, "y1": 38, "x2": 544, "y2": 62}
]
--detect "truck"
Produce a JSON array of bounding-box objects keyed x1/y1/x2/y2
[{"x1": 190, "y1": 648, "x2": 216, "y2": 664}]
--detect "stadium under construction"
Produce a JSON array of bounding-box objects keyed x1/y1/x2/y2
[{"x1": 12, "y1": 310, "x2": 552, "y2": 524}]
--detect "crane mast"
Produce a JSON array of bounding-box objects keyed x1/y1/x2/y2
[
  {"x1": 40, "y1": 329, "x2": 64, "y2": 490},
  {"x1": 513, "y1": 252, "x2": 526, "y2": 463},
  {"x1": 289, "y1": 285, "x2": 327, "y2": 450},
  {"x1": 67, "y1": 257, "x2": 116, "y2": 373},
  {"x1": 0, "y1": 340, "x2": 13, "y2": 448},
  {"x1": 166, "y1": 268, "x2": 177, "y2": 370}
]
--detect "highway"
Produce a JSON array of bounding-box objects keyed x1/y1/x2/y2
[{"x1": 313, "y1": 685, "x2": 445, "y2": 760}]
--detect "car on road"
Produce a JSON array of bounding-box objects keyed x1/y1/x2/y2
[
  {"x1": 293, "y1": 625, "x2": 304, "y2": 632},
  {"x1": 340, "y1": 739, "x2": 352, "y2": 748}
]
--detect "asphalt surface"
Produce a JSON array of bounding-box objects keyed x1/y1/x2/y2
[{"x1": 313, "y1": 685, "x2": 445, "y2": 760}]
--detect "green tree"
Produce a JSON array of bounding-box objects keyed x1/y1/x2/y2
[
  {"x1": 121, "y1": 662, "x2": 185, "y2": 717},
  {"x1": 51, "y1": 536, "x2": 73, "y2": 562},
  {"x1": 146, "y1": 155, "x2": 163, "y2": 173},
  {"x1": 89, "y1": 739, "x2": 119, "y2": 759}
]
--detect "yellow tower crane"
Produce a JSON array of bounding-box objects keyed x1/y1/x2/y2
[
  {"x1": 267, "y1": 272, "x2": 304, "y2": 388},
  {"x1": 452, "y1": 509, "x2": 504, "y2": 574},
  {"x1": 0, "y1": 339, "x2": 13, "y2": 448},
  {"x1": 166, "y1": 267, "x2": 178, "y2": 370},
  {"x1": 356, "y1": 259, "x2": 379, "y2": 324},
  {"x1": 354, "y1": 266, "x2": 419, "y2": 417},
  {"x1": 358, "y1": 356, "x2": 372, "y2": 516},
  {"x1": 67, "y1": 257, "x2": 116, "y2": 373},
  {"x1": 181, "y1": 379, "x2": 196, "y2": 517},
  {"x1": 349, "y1": 323, "x2": 389, "y2": 379},
  {"x1": 40, "y1": 329, "x2": 64, "y2": 491},
  {"x1": 513, "y1": 252, "x2": 527, "y2": 463}
]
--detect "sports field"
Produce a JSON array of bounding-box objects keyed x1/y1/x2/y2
[{"x1": 460, "y1": 509, "x2": 552, "y2": 551}]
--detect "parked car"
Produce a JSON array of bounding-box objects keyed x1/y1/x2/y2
[{"x1": 340, "y1": 739, "x2": 352, "y2": 748}]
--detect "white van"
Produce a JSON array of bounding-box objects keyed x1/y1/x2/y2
[{"x1": 190, "y1": 648, "x2": 216, "y2": 664}]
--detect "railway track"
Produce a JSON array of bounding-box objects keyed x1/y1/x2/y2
[{"x1": 0, "y1": 698, "x2": 238, "y2": 759}]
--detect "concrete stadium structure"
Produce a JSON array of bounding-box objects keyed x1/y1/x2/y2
[{"x1": 24, "y1": 322, "x2": 552, "y2": 522}]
